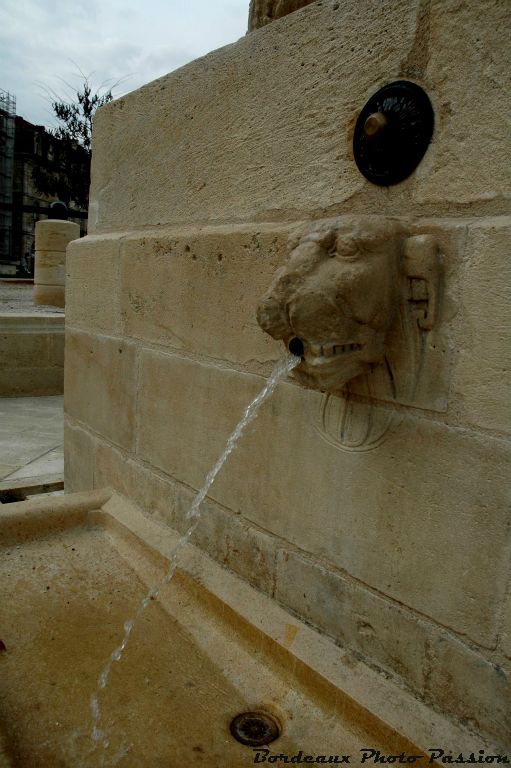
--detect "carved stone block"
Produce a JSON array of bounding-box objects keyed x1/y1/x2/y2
[
  {"x1": 248, "y1": 0, "x2": 316, "y2": 31},
  {"x1": 257, "y1": 216, "x2": 444, "y2": 408}
]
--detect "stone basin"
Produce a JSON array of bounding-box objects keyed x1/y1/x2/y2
[{"x1": 0, "y1": 491, "x2": 484, "y2": 767}]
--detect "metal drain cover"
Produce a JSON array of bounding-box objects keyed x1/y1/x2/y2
[{"x1": 230, "y1": 711, "x2": 281, "y2": 747}]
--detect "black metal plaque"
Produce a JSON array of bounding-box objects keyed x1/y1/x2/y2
[{"x1": 353, "y1": 81, "x2": 434, "y2": 186}]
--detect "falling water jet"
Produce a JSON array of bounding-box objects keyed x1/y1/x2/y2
[{"x1": 89, "y1": 353, "x2": 299, "y2": 752}]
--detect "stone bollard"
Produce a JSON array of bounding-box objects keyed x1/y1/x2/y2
[{"x1": 33, "y1": 219, "x2": 80, "y2": 308}]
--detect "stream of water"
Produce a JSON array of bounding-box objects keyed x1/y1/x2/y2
[{"x1": 89, "y1": 353, "x2": 299, "y2": 753}]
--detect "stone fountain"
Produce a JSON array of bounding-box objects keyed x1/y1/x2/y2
[{"x1": 0, "y1": 0, "x2": 509, "y2": 763}]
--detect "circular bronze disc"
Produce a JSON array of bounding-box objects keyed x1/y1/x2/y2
[{"x1": 353, "y1": 80, "x2": 434, "y2": 186}]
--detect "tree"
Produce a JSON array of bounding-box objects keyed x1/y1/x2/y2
[
  {"x1": 52, "y1": 80, "x2": 113, "y2": 153},
  {"x1": 32, "y1": 78, "x2": 114, "y2": 209}
]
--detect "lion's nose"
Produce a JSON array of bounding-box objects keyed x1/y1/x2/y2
[{"x1": 288, "y1": 337, "x2": 304, "y2": 357}]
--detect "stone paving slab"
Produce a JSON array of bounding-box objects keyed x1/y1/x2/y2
[
  {"x1": 0, "y1": 280, "x2": 63, "y2": 315},
  {"x1": 0, "y1": 396, "x2": 63, "y2": 489}
]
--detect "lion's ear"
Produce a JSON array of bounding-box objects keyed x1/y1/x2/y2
[
  {"x1": 403, "y1": 235, "x2": 441, "y2": 330},
  {"x1": 287, "y1": 232, "x2": 302, "y2": 252},
  {"x1": 256, "y1": 266, "x2": 291, "y2": 340},
  {"x1": 256, "y1": 294, "x2": 290, "y2": 340}
]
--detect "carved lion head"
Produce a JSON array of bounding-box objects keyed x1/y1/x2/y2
[{"x1": 257, "y1": 216, "x2": 439, "y2": 393}]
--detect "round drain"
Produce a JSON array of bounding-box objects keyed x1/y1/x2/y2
[{"x1": 230, "y1": 711, "x2": 281, "y2": 747}]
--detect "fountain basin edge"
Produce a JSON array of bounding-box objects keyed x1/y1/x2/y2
[{"x1": 0, "y1": 490, "x2": 498, "y2": 765}]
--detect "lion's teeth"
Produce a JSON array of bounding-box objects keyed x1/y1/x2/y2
[{"x1": 308, "y1": 342, "x2": 362, "y2": 358}]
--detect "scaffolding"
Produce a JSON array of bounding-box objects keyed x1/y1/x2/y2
[{"x1": 0, "y1": 89, "x2": 16, "y2": 262}]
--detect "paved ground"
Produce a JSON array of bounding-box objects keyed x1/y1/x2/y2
[
  {"x1": 0, "y1": 282, "x2": 64, "y2": 497},
  {"x1": 0, "y1": 280, "x2": 64, "y2": 315},
  {"x1": 0, "y1": 396, "x2": 64, "y2": 490}
]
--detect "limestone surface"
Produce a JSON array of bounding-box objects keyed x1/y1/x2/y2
[
  {"x1": 65, "y1": 0, "x2": 511, "y2": 747},
  {"x1": 34, "y1": 220, "x2": 79, "y2": 308},
  {"x1": 248, "y1": 0, "x2": 316, "y2": 30},
  {"x1": 0, "y1": 315, "x2": 64, "y2": 397},
  {"x1": 89, "y1": 0, "x2": 510, "y2": 234},
  {"x1": 1, "y1": 491, "x2": 483, "y2": 762},
  {"x1": 257, "y1": 216, "x2": 441, "y2": 394}
]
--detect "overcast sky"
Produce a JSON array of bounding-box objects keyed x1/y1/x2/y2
[{"x1": 0, "y1": 0, "x2": 248, "y2": 128}]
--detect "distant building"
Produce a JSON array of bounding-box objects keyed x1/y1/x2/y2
[
  {"x1": 0, "y1": 90, "x2": 16, "y2": 270},
  {"x1": 0, "y1": 89, "x2": 87, "y2": 277}
]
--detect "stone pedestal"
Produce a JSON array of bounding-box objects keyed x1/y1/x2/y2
[
  {"x1": 64, "y1": 0, "x2": 511, "y2": 746},
  {"x1": 34, "y1": 220, "x2": 79, "y2": 308}
]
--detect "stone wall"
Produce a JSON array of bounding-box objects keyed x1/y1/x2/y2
[
  {"x1": 0, "y1": 315, "x2": 64, "y2": 396},
  {"x1": 65, "y1": 0, "x2": 511, "y2": 748}
]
